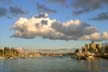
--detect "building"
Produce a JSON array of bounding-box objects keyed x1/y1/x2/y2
[{"x1": 88, "y1": 42, "x2": 97, "y2": 53}]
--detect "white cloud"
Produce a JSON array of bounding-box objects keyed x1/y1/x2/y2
[
  {"x1": 11, "y1": 13, "x2": 98, "y2": 40},
  {"x1": 90, "y1": 32, "x2": 100, "y2": 40},
  {"x1": 80, "y1": 32, "x2": 108, "y2": 41},
  {"x1": 101, "y1": 32, "x2": 108, "y2": 39}
]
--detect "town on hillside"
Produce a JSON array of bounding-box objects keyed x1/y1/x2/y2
[{"x1": 73, "y1": 41, "x2": 108, "y2": 60}]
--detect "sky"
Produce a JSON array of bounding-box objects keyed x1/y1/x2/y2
[{"x1": 0, "y1": 0, "x2": 108, "y2": 49}]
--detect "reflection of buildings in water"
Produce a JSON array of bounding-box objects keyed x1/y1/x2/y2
[
  {"x1": 0, "y1": 60, "x2": 4, "y2": 72},
  {"x1": 86, "y1": 60, "x2": 100, "y2": 72},
  {"x1": 3, "y1": 59, "x2": 17, "y2": 72}
]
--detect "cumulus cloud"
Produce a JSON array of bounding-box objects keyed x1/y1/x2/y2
[
  {"x1": 11, "y1": 13, "x2": 98, "y2": 40},
  {"x1": 51, "y1": 20, "x2": 98, "y2": 40},
  {"x1": 80, "y1": 32, "x2": 108, "y2": 41},
  {"x1": 36, "y1": 3, "x2": 56, "y2": 14},
  {"x1": 90, "y1": 12, "x2": 108, "y2": 21}
]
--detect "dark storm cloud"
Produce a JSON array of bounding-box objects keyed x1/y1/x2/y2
[
  {"x1": 0, "y1": 0, "x2": 4, "y2": 1},
  {"x1": 48, "y1": 0, "x2": 69, "y2": 7},
  {"x1": 0, "y1": 0, "x2": 26, "y2": 18},
  {"x1": 73, "y1": 4, "x2": 101, "y2": 15},
  {"x1": 0, "y1": 0, "x2": 12, "y2": 4},
  {"x1": 73, "y1": 8, "x2": 91, "y2": 15},
  {"x1": 0, "y1": 0, "x2": 12, "y2": 1},
  {"x1": 90, "y1": 12, "x2": 108, "y2": 20},
  {"x1": 36, "y1": 3, "x2": 56, "y2": 14},
  {"x1": 0, "y1": 7, "x2": 7, "y2": 17},
  {"x1": 48, "y1": 0, "x2": 67, "y2": 4},
  {"x1": 72, "y1": 0, "x2": 108, "y2": 15},
  {"x1": 0, "y1": 6, "x2": 27, "y2": 18},
  {"x1": 51, "y1": 21, "x2": 98, "y2": 40},
  {"x1": 9, "y1": 6, "x2": 26, "y2": 16},
  {"x1": 72, "y1": 0, "x2": 101, "y2": 15}
]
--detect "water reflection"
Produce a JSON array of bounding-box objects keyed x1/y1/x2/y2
[
  {"x1": 1, "y1": 57, "x2": 108, "y2": 72},
  {"x1": 78, "y1": 59, "x2": 108, "y2": 72},
  {"x1": 2, "y1": 59, "x2": 17, "y2": 72},
  {"x1": 86, "y1": 60, "x2": 100, "y2": 72}
]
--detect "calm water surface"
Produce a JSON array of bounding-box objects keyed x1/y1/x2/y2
[{"x1": 0, "y1": 56, "x2": 108, "y2": 72}]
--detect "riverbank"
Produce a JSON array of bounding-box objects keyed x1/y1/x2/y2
[{"x1": 96, "y1": 55, "x2": 108, "y2": 60}]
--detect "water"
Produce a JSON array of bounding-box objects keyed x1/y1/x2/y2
[{"x1": 0, "y1": 56, "x2": 108, "y2": 72}]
